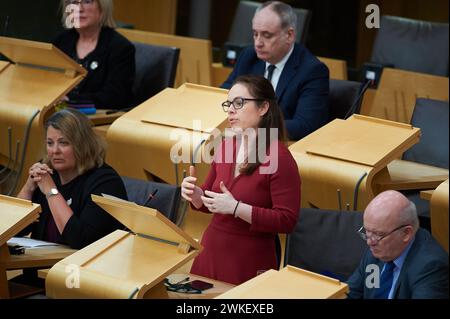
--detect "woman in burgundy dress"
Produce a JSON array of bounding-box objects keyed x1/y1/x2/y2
[{"x1": 181, "y1": 75, "x2": 301, "y2": 285}]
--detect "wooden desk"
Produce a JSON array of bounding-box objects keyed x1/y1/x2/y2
[
  {"x1": 39, "y1": 270, "x2": 233, "y2": 299},
  {"x1": 217, "y1": 266, "x2": 348, "y2": 299},
  {"x1": 0, "y1": 245, "x2": 75, "y2": 298},
  {"x1": 430, "y1": 179, "x2": 449, "y2": 253},
  {"x1": 289, "y1": 115, "x2": 420, "y2": 210},
  {"x1": 360, "y1": 68, "x2": 449, "y2": 124}
]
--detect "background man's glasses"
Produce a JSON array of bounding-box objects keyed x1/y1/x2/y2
[
  {"x1": 222, "y1": 97, "x2": 264, "y2": 112},
  {"x1": 357, "y1": 224, "x2": 410, "y2": 244}
]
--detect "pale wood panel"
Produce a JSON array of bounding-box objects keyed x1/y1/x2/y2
[
  {"x1": 289, "y1": 115, "x2": 420, "y2": 210},
  {"x1": 114, "y1": 0, "x2": 177, "y2": 34},
  {"x1": 117, "y1": 28, "x2": 212, "y2": 87},
  {"x1": 91, "y1": 194, "x2": 201, "y2": 250},
  {"x1": 360, "y1": 68, "x2": 449, "y2": 124},
  {"x1": 211, "y1": 63, "x2": 232, "y2": 88},
  {"x1": 430, "y1": 179, "x2": 449, "y2": 253},
  {"x1": 0, "y1": 37, "x2": 86, "y2": 195},
  {"x1": 106, "y1": 84, "x2": 228, "y2": 185},
  {"x1": 46, "y1": 219, "x2": 201, "y2": 299},
  {"x1": 318, "y1": 56, "x2": 348, "y2": 80},
  {"x1": 217, "y1": 266, "x2": 348, "y2": 299},
  {"x1": 0, "y1": 195, "x2": 40, "y2": 247}
]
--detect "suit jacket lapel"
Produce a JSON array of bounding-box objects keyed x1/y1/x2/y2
[{"x1": 275, "y1": 44, "x2": 302, "y2": 99}]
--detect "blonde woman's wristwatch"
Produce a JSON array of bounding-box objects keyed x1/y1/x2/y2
[{"x1": 46, "y1": 188, "x2": 59, "y2": 198}]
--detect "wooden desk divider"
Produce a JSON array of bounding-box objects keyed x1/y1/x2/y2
[
  {"x1": 289, "y1": 114, "x2": 421, "y2": 211},
  {"x1": 0, "y1": 194, "x2": 41, "y2": 298},
  {"x1": 216, "y1": 265, "x2": 348, "y2": 299},
  {"x1": 360, "y1": 68, "x2": 449, "y2": 124},
  {"x1": 0, "y1": 37, "x2": 86, "y2": 195},
  {"x1": 430, "y1": 179, "x2": 449, "y2": 253},
  {"x1": 45, "y1": 194, "x2": 202, "y2": 299},
  {"x1": 106, "y1": 83, "x2": 228, "y2": 185}
]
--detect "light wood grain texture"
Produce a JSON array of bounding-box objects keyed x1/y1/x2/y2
[
  {"x1": 105, "y1": 84, "x2": 227, "y2": 245},
  {"x1": 376, "y1": 160, "x2": 448, "y2": 191},
  {"x1": 289, "y1": 115, "x2": 420, "y2": 210},
  {"x1": 0, "y1": 195, "x2": 75, "y2": 298},
  {"x1": 105, "y1": 83, "x2": 228, "y2": 185},
  {"x1": 45, "y1": 195, "x2": 202, "y2": 299},
  {"x1": 318, "y1": 56, "x2": 348, "y2": 80},
  {"x1": 114, "y1": 0, "x2": 177, "y2": 34},
  {"x1": 117, "y1": 28, "x2": 212, "y2": 87},
  {"x1": 0, "y1": 195, "x2": 41, "y2": 247},
  {"x1": 216, "y1": 265, "x2": 348, "y2": 299},
  {"x1": 360, "y1": 68, "x2": 449, "y2": 124},
  {"x1": 0, "y1": 37, "x2": 86, "y2": 195},
  {"x1": 430, "y1": 179, "x2": 449, "y2": 253}
]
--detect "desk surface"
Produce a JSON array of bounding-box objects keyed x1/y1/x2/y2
[
  {"x1": 3, "y1": 245, "x2": 76, "y2": 269},
  {"x1": 38, "y1": 270, "x2": 234, "y2": 299}
]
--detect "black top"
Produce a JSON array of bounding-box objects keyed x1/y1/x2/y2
[
  {"x1": 22, "y1": 164, "x2": 127, "y2": 249},
  {"x1": 53, "y1": 27, "x2": 135, "y2": 109}
]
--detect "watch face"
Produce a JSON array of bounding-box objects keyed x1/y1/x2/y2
[{"x1": 48, "y1": 188, "x2": 59, "y2": 196}]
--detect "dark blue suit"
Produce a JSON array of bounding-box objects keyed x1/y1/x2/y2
[
  {"x1": 222, "y1": 44, "x2": 329, "y2": 140},
  {"x1": 347, "y1": 228, "x2": 449, "y2": 299}
]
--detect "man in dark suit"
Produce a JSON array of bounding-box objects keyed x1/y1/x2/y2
[
  {"x1": 347, "y1": 190, "x2": 448, "y2": 299},
  {"x1": 222, "y1": 1, "x2": 329, "y2": 140}
]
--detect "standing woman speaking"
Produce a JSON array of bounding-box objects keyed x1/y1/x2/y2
[
  {"x1": 182, "y1": 75, "x2": 301, "y2": 285},
  {"x1": 55, "y1": 0, "x2": 135, "y2": 109}
]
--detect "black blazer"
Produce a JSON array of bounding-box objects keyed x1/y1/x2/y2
[
  {"x1": 54, "y1": 27, "x2": 135, "y2": 109},
  {"x1": 222, "y1": 43, "x2": 329, "y2": 140},
  {"x1": 347, "y1": 228, "x2": 449, "y2": 299}
]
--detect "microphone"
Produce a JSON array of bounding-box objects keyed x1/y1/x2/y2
[{"x1": 344, "y1": 79, "x2": 372, "y2": 119}]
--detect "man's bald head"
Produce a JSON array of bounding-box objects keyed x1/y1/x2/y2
[
  {"x1": 363, "y1": 190, "x2": 419, "y2": 261},
  {"x1": 365, "y1": 190, "x2": 419, "y2": 231}
]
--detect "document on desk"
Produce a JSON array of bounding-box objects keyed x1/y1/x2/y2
[{"x1": 7, "y1": 237, "x2": 61, "y2": 248}]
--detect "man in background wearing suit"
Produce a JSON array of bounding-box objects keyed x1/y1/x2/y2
[
  {"x1": 222, "y1": 1, "x2": 329, "y2": 140},
  {"x1": 347, "y1": 190, "x2": 448, "y2": 299}
]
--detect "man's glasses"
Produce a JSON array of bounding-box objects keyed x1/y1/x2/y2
[
  {"x1": 222, "y1": 97, "x2": 264, "y2": 112},
  {"x1": 357, "y1": 224, "x2": 410, "y2": 244},
  {"x1": 65, "y1": 0, "x2": 95, "y2": 6}
]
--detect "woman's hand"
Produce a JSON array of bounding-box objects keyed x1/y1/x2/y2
[
  {"x1": 18, "y1": 162, "x2": 53, "y2": 200},
  {"x1": 201, "y1": 181, "x2": 238, "y2": 215},
  {"x1": 27, "y1": 163, "x2": 53, "y2": 192},
  {"x1": 181, "y1": 166, "x2": 203, "y2": 208}
]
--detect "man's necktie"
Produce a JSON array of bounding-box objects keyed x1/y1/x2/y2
[
  {"x1": 374, "y1": 261, "x2": 395, "y2": 299},
  {"x1": 267, "y1": 64, "x2": 276, "y2": 82}
]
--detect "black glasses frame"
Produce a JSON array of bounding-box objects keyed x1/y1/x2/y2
[{"x1": 222, "y1": 97, "x2": 265, "y2": 112}]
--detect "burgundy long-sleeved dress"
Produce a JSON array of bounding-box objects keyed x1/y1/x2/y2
[{"x1": 190, "y1": 138, "x2": 301, "y2": 285}]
